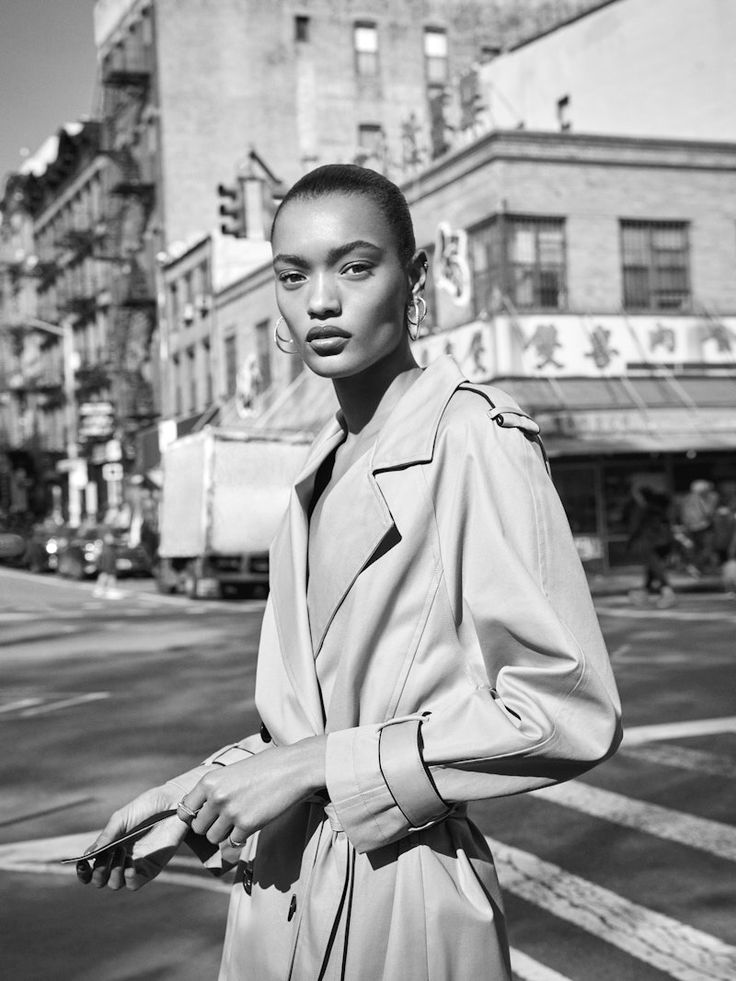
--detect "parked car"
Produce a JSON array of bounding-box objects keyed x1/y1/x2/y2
[
  {"x1": 0, "y1": 529, "x2": 27, "y2": 565},
  {"x1": 23, "y1": 521, "x2": 71, "y2": 573},
  {"x1": 57, "y1": 525, "x2": 153, "y2": 580}
]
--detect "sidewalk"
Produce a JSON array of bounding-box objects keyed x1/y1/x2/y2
[{"x1": 586, "y1": 565, "x2": 724, "y2": 597}]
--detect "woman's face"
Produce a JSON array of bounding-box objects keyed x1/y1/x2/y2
[{"x1": 272, "y1": 193, "x2": 417, "y2": 379}]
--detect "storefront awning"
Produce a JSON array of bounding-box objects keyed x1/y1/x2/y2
[{"x1": 493, "y1": 374, "x2": 736, "y2": 457}]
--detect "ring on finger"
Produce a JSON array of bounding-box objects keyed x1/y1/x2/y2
[
  {"x1": 176, "y1": 801, "x2": 200, "y2": 823},
  {"x1": 228, "y1": 832, "x2": 247, "y2": 848}
]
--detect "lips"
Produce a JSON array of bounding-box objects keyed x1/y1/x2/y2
[{"x1": 306, "y1": 324, "x2": 350, "y2": 342}]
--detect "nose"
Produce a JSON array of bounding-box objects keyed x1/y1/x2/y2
[{"x1": 307, "y1": 272, "x2": 341, "y2": 319}]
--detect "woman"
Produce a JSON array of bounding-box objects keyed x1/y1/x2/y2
[{"x1": 80, "y1": 165, "x2": 622, "y2": 980}]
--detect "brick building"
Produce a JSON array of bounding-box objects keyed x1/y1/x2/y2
[{"x1": 206, "y1": 129, "x2": 736, "y2": 568}]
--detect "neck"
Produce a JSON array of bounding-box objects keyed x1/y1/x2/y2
[{"x1": 333, "y1": 346, "x2": 421, "y2": 435}]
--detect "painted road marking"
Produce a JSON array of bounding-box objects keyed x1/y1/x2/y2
[
  {"x1": 16, "y1": 692, "x2": 110, "y2": 718},
  {"x1": 533, "y1": 782, "x2": 736, "y2": 862},
  {"x1": 621, "y1": 743, "x2": 736, "y2": 780},
  {"x1": 596, "y1": 605, "x2": 736, "y2": 623},
  {"x1": 489, "y1": 837, "x2": 736, "y2": 981},
  {"x1": 0, "y1": 697, "x2": 43, "y2": 714},
  {"x1": 624, "y1": 717, "x2": 736, "y2": 746},
  {"x1": 510, "y1": 949, "x2": 572, "y2": 981}
]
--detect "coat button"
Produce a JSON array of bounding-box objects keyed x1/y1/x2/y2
[{"x1": 288, "y1": 894, "x2": 297, "y2": 921}]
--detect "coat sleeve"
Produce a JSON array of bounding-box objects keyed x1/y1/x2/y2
[{"x1": 325, "y1": 391, "x2": 622, "y2": 852}]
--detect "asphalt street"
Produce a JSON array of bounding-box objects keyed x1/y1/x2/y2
[{"x1": 1, "y1": 567, "x2": 735, "y2": 981}]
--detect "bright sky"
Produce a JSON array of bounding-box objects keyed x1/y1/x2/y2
[{"x1": 0, "y1": 0, "x2": 98, "y2": 179}]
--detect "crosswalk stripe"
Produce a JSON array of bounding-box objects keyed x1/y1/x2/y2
[
  {"x1": 510, "y1": 949, "x2": 572, "y2": 981},
  {"x1": 19, "y1": 692, "x2": 110, "y2": 717},
  {"x1": 533, "y1": 782, "x2": 736, "y2": 862},
  {"x1": 488, "y1": 837, "x2": 736, "y2": 981},
  {"x1": 621, "y1": 743, "x2": 736, "y2": 780},
  {"x1": 623, "y1": 717, "x2": 736, "y2": 746},
  {"x1": 596, "y1": 605, "x2": 736, "y2": 622}
]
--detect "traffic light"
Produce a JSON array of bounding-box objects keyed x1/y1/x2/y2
[{"x1": 217, "y1": 182, "x2": 245, "y2": 237}]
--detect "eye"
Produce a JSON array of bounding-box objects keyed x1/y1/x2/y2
[
  {"x1": 277, "y1": 270, "x2": 306, "y2": 287},
  {"x1": 342, "y1": 261, "x2": 373, "y2": 278}
]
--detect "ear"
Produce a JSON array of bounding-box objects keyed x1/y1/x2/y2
[{"x1": 408, "y1": 249, "x2": 428, "y2": 296}]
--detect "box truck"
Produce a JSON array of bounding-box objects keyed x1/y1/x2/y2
[{"x1": 157, "y1": 428, "x2": 312, "y2": 598}]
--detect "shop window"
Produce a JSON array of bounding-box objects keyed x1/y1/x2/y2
[
  {"x1": 424, "y1": 27, "x2": 448, "y2": 89},
  {"x1": 354, "y1": 22, "x2": 378, "y2": 77},
  {"x1": 621, "y1": 220, "x2": 690, "y2": 311},
  {"x1": 224, "y1": 333, "x2": 238, "y2": 397},
  {"x1": 469, "y1": 215, "x2": 566, "y2": 315}
]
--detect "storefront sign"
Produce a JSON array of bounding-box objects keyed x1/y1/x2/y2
[
  {"x1": 434, "y1": 222, "x2": 471, "y2": 307},
  {"x1": 413, "y1": 321, "x2": 494, "y2": 383},
  {"x1": 78, "y1": 401, "x2": 115, "y2": 440},
  {"x1": 505, "y1": 315, "x2": 736, "y2": 376}
]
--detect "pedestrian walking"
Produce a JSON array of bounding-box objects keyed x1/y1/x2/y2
[
  {"x1": 93, "y1": 529, "x2": 122, "y2": 599},
  {"x1": 78, "y1": 165, "x2": 621, "y2": 980},
  {"x1": 624, "y1": 485, "x2": 676, "y2": 608},
  {"x1": 678, "y1": 479, "x2": 717, "y2": 574}
]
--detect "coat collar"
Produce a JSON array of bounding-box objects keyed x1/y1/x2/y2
[
  {"x1": 292, "y1": 354, "x2": 467, "y2": 490},
  {"x1": 268, "y1": 355, "x2": 467, "y2": 732}
]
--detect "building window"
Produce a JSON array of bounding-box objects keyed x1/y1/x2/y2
[
  {"x1": 424, "y1": 27, "x2": 448, "y2": 88},
  {"x1": 172, "y1": 354, "x2": 182, "y2": 416},
  {"x1": 354, "y1": 22, "x2": 378, "y2": 77},
  {"x1": 621, "y1": 220, "x2": 690, "y2": 310},
  {"x1": 255, "y1": 319, "x2": 272, "y2": 392},
  {"x1": 224, "y1": 333, "x2": 238, "y2": 397},
  {"x1": 295, "y1": 15, "x2": 310, "y2": 42},
  {"x1": 187, "y1": 347, "x2": 196, "y2": 412},
  {"x1": 168, "y1": 282, "x2": 179, "y2": 330},
  {"x1": 469, "y1": 215, "x2": 566, "y2": 315},
  {"x1": 203, "y1": 338, "x2": 213, "y2": 405},
  {"x1": 357, "y1": 124, "x2": 384, "y2": 164}
]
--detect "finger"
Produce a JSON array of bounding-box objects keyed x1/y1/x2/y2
[
  {"x1": 76, "y1": 859, "x2": 92, "y2": 885},
  {"x1": 178, "y1": 784, "x2": 208, "y2": 824},
  {"x1": 206, "y1": 814, "x2": 235, "y2": 845},
  {"x1": 91, "y1": 844, "x2": 118, "y2": 888},
  {"x1": 106, "y1": 847, "x2": 128, "y2": 891},
  {"x1": 190, "y1": 800, "x2": 220, "y2": 838}
]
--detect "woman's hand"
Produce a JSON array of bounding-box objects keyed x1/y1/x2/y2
[
  {"x1": 79, "y1": 786, "x2": 189, "y2": 891},
  {"x1": 181, "y1": 735, "x2": 327, "y2": 847}
]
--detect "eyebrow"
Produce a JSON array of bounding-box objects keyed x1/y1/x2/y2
[{"x1": 272, "y1": 239, "x2": 383, "y2": 267}]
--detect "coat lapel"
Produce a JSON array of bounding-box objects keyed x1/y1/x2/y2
[
  {"x1": 268, "y1": 356, "x2": 467, "y2": 729},
  {"x1": 308, "y1": 356, "x2": 467, "y2": 656},
  {"x1": 269, "y1": 420, "x2": 346, "y2": 733},
  {"x1": 308, "y1": 459, "x2": 396, "y2": 658}
]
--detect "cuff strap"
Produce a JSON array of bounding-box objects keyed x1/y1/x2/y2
[{"x1": 378, "y1": 717, "x2": 449, "y2": 830}]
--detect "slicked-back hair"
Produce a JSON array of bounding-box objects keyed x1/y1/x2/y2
[{"x1": 271, "y1": 164, "x2": 416, "y2": 267}]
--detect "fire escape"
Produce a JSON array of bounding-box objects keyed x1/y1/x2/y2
[{"x1": 98, "y1": 55, "x2": 157, "y2": 448}]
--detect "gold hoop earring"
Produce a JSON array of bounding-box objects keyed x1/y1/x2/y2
[
  {"x1": 274, "y1": 316, "x2": 297, "y2": 354},
  {"x1": 406, "y1": 295, "x2": 427, "y2": 341}
]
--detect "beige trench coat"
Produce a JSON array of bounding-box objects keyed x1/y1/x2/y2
[{"x1": 198, "y1": 356, "x2": 622, "y2": 980}]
